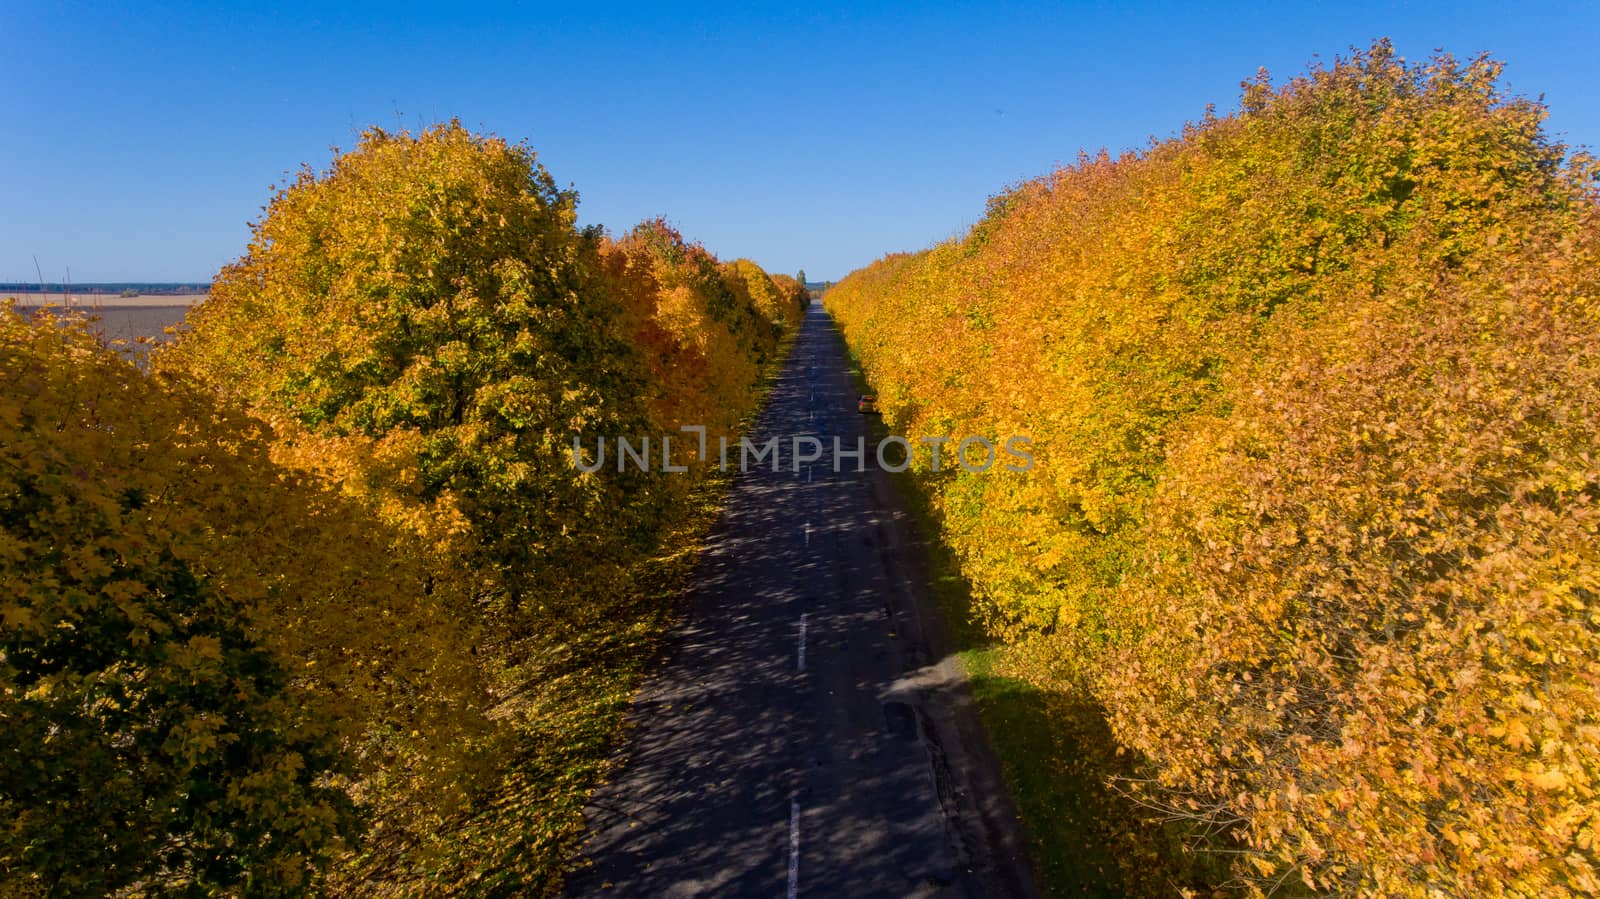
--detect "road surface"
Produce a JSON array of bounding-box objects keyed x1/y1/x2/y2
[{"x1": 567, "y1": 302, "x2": 1037, "y2": 897}]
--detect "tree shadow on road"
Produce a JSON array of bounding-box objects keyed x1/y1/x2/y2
[{"x1": 838, "y1": 347, "x2": 1222, "y2": 899}]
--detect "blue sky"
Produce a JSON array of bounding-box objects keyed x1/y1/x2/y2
[{"x1": 3, "y1": 1, "x2": 1598, "y2": 282}]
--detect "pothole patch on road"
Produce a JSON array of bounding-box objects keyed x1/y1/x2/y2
[{"x1": 882, "y1": 700, "x2": 917, "y2": 740}]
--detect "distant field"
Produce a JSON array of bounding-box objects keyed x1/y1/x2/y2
[
  {"x1": 5, "y1": 291, "x2": 206, "y2": 309},
  {"x1": 8, "y1": 300, "x2": 196, "y2": 358},
  {"x1": 82, "y1": 306, "x2": 194, "y2": 346}
]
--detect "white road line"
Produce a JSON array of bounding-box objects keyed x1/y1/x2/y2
[
  {"x1": 797, "y1": 613, "x2": 808, "y2": 671},
  {"x1": 806, "y1": 465, "x2": 812, "y2": 483},
  {"x1": 787, "y1": 798, "x2": 800, "y2": 899},
  {"x1": 804, "y1": 522, "x2": 811, "y2": 547}
]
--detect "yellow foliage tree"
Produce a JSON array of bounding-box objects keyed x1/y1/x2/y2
[
  {"x1": 826, "y1": 42, "x2": 1600, "y2": 895},
  {"x1": 1, "y1": 308, "x2": 488, "y2": 895}
]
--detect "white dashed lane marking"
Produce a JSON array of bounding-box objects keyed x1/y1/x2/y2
[
  {"x1": 787, "y1": 798, "x2": 800, "y2": 899},
  {"x1": 797, "y1": 613, "x2": 808, "y2": 672}
]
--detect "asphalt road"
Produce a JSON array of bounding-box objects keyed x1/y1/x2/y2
[{"x1": 567, "y1": 302, "x2": 1037, "y2": 898}]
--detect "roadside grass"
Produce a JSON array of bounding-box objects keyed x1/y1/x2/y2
[
  {"x1": 433, "y1": 478, "x2": 732, "y2": 896},
  {"x1": 334, "y1": 478, "x2": 731, "y2": 897},
  {"x1": 835, "y1": 338, "x2": 1208, "y2": 898}
]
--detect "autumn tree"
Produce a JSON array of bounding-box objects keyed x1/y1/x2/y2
[
  {"x1": 825, "y1": 41, "x2": 1600, "y2": 896},
  {"x1": 2, "y1": 308, "x2": 489, "y2": 895},
  {"x1": 161, "y1": 122, "x2": 663, "y2": 616}
]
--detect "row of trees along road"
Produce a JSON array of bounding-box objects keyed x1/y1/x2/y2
[
  {"x1": 825, "y1": 42, "x2": 1600, "y2": 898},
  {"x1": 1, "y1": 122, "x2": 806, "y2": 895}
]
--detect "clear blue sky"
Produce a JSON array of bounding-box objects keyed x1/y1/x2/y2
[{"x1": 4, "y1": 1, "x2": 1598, "y2": 282}]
